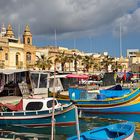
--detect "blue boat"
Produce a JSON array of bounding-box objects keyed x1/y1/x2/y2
[
  {"x1": 98, "y1": 84, "x2": 130, "y2": 99},
  {"x1": 67, "y1": 122, "x2": 135, "y2": 140},
  {"x1": 67, "y1": 87, "x2": 140, "y2": 115},
  {"x1": 69, "y1": 85, "x2": 131, "y2": 101},
  {"x1": 0, "y1": 98, "x2": 77, "y2": 127}
]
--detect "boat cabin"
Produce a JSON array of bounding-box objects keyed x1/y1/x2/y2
[
  {"x1": 30, "y1": 70, "x2": 50, "y2": 95},
  {"x1": 23, "y1": 98, "x2": 61, "y2": 111},
  {"x1": 30, "y1": 70, "x2": 67, "y2": 96}
]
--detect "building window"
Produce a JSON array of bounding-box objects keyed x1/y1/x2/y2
[
  {"x1": 5, "y1": 53, "x2": 8, "y2": 60},
  {"x1": 16, "y1": 52, "x2": 20, "y2": 65},
  {"x1": 26, "y1": 52, "x2": 31, "y2": 62},
  {"x1": 0, "y1": 47, "x2": 3, "y2": 51},
  {"x1": 27, "y1": 37, "x2": 30, "y2": 44}
]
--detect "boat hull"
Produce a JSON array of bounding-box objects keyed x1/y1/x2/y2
[
  {"x1": 67, "y1": 122, "x2": 135, "y2": 140},
  {"x1": 0, "y1": 104, "x2": 76, "y2": 128},
  {"x1": 69, "y1": 88, "x2": 140, "y2": 114},
  {"x1": 80, "y1": 98, "x2": 140, "y2": 114}
]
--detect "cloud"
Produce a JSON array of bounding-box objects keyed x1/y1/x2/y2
[
  {"x1": 0, "y1": 0, "x2": 139, "y2": 39},
  {"x1": 113, "y1": 7, "x2": 140, "y2": 36}
]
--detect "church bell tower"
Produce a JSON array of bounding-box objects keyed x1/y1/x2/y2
[
  {"x1": 23, "y1": 25, "x2": 32, "y2": 45},
  {"x1": 5, "y1": 24, "x2": 14, "y2": 38}
]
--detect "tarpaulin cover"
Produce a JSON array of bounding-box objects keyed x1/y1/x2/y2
[{"x1": 0, "y1": 99, "x2": 23, "y2": 111}]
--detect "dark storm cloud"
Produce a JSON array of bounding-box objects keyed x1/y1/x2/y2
[{"x1": 0, "y1": 0, "x2": 139, "y2": 39}]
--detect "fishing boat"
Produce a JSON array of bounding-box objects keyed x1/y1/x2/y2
[
  {"x1": 68, "y1": 85, "x2": 131, "y2": 101},
  {"x1": 67, "y1": 122, "x2": 135, "y2": 140},
  {"x1": 98, "y1": 84, "x2": 130, "y2": 99},
  {"x1": 58, "y1": 73, "x2": 140, "y2": 114},
  {"x1": 66, "y1": 87, "x2": 140, "y2": 115},
  {"x1": 0, "y1": 97, "x2": 77, "y2": 128}
]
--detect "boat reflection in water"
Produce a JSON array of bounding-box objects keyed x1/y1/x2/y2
[
  {"x1": 1, "y1": 116, "x2": 140, "y2": 140},
  {"x1": 83, "y1": 111, "x2": 140, "y2": 123},
  {"x1": 0, "y1": 125, "x2": 77, "y2": 140}
]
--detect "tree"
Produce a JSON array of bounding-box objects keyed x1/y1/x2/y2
[
  {"x1": 35, "y1": 55, "x2": 53, "y2": 70},
  {"x1": 82, "y1": 55, "x2": 94, "y2": 72},
  {"x1": 72, "y1": 53, "x2": 82, "y2": 72},
  {"x1": 55, "y1": 51, "x2": 68, "y2": 72},
  {"x1": 100, "y1": 55, "x2": 114, "y2": 72},
  {"x1": 111, "y1": 61, "x2": 123, "y2": 72},
  {"x1": 67, "y1": 56, "x2": 73, "y2": 72},
  {"x1": 93, "y1": 61, "x2": 101, "y2": 71}
]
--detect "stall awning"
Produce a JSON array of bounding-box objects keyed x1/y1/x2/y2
[
  {"x1": 66, "y1": 74, "x2": 89, "y2": 79},
  {"x1": 0, "y1": 69, "x2": 28, "y2": 75}
]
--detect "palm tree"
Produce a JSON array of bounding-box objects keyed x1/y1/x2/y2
[
  {"x1": 93, "y1": 61, "x2": 101, "y2": 72},
  {"x1": 55, "y1": 51, "x2": 68, "y2": 72},
  {"x1": 67, "y1": 56, "x2": 73, "y2": 72},
  {"x1": 46, "y1": 56, "x2": 53, "y2": 70},
  {"x1": 100, "y1": 55, "x2": 114, "y2": 72},
  {"x1": 111, "y1": 61, "x2": 123, "y2": 72},
  {"x1": 72, "y1": 53, "x2": 82, "y2": 72},
  {"x1": 82, "y1": 55, "x2": 94, "y2": 72},
  {"x1": 35, "y1": 55, "x2": 53, "y2": 70}
]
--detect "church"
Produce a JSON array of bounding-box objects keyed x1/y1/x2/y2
[{"x1": 0, "y1": 24, "x2": 36, "y2": 69}]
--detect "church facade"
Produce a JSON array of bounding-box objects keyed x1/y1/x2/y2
[{"x1": 0, "y1": 24, "x2": 36, "y2": 69}]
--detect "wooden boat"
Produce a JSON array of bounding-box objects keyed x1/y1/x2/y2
[
  {"x1": 67, "y1": 87, "x2": 140, "y2": 115},
  {"x1": 0, "y1": 97, "x2": 77, "y2": 128},
  {"x1": 98, "y1": 84, "x2": 130, "y2": 99},
  {"x1": 67, "y1": 122, "x2": 135, "y2": 140},
  {"x1": 69, "y1": 85, "x2": 131, "y2": 101}
]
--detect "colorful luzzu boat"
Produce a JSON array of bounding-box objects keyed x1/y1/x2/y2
[
  {"x1": 69, "y1": 87, "x2": 140, "y2": 114},
  {"x1": 67, "y1": 122, "x2": 135, "y2": 140},
  {"x1": 0, "y1": 98, "x2": 77, "y2": 128}
]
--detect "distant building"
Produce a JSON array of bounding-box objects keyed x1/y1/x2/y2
[
  {"x1": 127, "y1": 49, "x2": 140, "y2": 72},
  {"x1": 127, "y1": 49, "x2": 139, "y2": 58}
]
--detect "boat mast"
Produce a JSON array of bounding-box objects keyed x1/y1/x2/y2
[{"x1": 51, "y1": 29, "x2": 57, "y2": 140}]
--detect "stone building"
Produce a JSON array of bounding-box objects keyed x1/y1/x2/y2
[
  {"x1": 36, "y1": 46, "x2": 85, "y2": 72},
  {"x1": 129, "y1": 51, "x2": 140, "y2": 72},
  {"x1": 0, "y1": 24, "x2": 36, "y2": 69}
]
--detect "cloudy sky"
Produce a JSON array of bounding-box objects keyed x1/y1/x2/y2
[{"x1": 0, "y1": 0, "x2": 140, "y2": 57}]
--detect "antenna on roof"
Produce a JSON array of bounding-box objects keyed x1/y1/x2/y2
[
  {"x1": 120, "y1": 22, "x2": 123, "y2": 58},
  {"x1": 18, "y1": 24, "x2": 21, "y2": 43},
  {"x1": 54, "y1": 29, "x2": 57, "y2": 47},
  {"x1": 74, "y1": 38, "x2": 76, "y2": 49},
  {"x1": 89, "y1": 36, "x2": 93, "y2": 53}
]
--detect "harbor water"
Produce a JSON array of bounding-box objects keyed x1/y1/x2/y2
[{"x1": 1, "y1": 115, "x2": 140, "y2": 140}]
